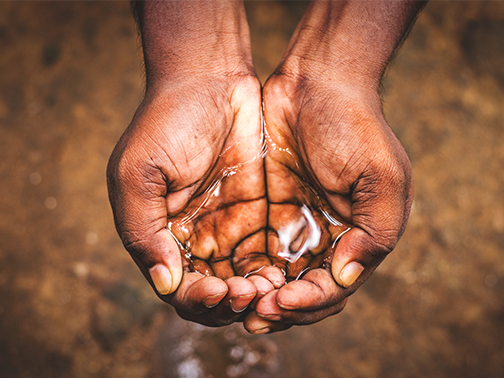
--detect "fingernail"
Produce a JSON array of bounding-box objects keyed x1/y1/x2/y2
[
  {"x1": 339, "y1": 262, "x2": 364, "y2": 288},
  {"x1": 252, "y1": 327, "x2": 270, "y2": 335},
  {"x1": 150, "y1": 264, "x2": 173, "y2": 295},
  {"x1": 257, "y1": 313, "x2": 281, "y2": 322},
  {"x1": 230, "y1": 295, "x2": 254, "y2": 313},
  {"x1": 203, "y1": 293, "x2": 226, "y2": 308}
]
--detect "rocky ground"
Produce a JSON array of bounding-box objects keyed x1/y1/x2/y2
[{"x1": 0, "y1": 1, "x2": 503, "y2": 377}]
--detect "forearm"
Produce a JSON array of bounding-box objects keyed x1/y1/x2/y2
[
  {"x1": 279, "y1": 0, "x2": 427, "y2": 90},
  {"x1": 134, "y1": 0, "x2": 254, "y2": 89}
]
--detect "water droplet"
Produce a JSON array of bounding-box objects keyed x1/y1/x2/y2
[
  {"x1": 72, "y1": 262, "x2": 90, "y2": 279},
  {"x1": 229, "y1": 346, "x2": 244, "y2": 361},
  {"x1": 29, "y1": 171, "x2": 42, "y2": 185},
  {"x1": 44, "y1": 197, "x2": 57, "y2": 210},
  {"x1": 86, "y1": 231, "x2": 98, "y2": 245}
]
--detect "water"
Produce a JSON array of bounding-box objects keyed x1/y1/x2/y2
[{"x1": 166, "y1": 113, "x2": 351, "y2": 281}]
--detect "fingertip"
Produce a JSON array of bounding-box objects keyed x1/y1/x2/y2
[
  {"x1": 247, "y1": 275, "x2": 275, "y2": 309},
  {"x1": 136, "y1": 229, "x2": 184, "y2": 295},
  {"x1": 333, "y1": 261, "x2": 364, "y2": 288},
  {"x1": 243, "y1": 312, "x2": 273, "y2": 335},
  {"x1": 226, "y1": 276, "x2": 257, "y2": 295},
  {"x1": 196, "y1": 275, "x2": 229, "y2": 298},
  {"x1": 203, "y1": 292, "x2": 227, "y2": 308},
  {"x1": 330, "y1": 228, "x2": 370, "y2": 288},
  {"x1": 254, "y1": 290, "x2": 281, "y2": 317},
  {"x1": 275, "y1": 269, "x2": 343, "y2": 311},
  {"x1": 252, "y1": 266, "x2": 286, "y2": 289},
  {"x1": 149, "y1": 264, "x2": 174, "y2": 295},
  {"x1": 247, "y1": 275, "x2": 275, "y2": 296},
  {"x1": 180, "y1": 274, "x2": 228, "y2": 311},
  {"x1": 243, "y1": 312, "x2": 292, "y2": 335},
  {"x1": 225, "y1": 276, "x2": 257, "y2": 313},
  {"x1": 275, "y1": 282, "x2": 302, "y2": 310},
  {"x1": 275, "y1": 279, "x2": 320, "y2": 310}
]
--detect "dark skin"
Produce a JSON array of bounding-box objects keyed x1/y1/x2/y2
[
  {"x1": 107, "y1": 0, "x2": 425, "y2": 333},
  {"x1": 245, "y1": 0, "x2": 423, "y2": 333},
  {"x1": 107, "y1": 1, "x2": 284, "y2": 326}
]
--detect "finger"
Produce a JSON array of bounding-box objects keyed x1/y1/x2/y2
[
  {"x1": 174, "y1": 275, "x2": 257, "y2": 328},
  {"x1": 247, "y1": 275, "x2": 275, "y2": 296},
  {"x1": 132, "y1": 228, "x2": 184, "y2": 295},
  {"x1": 330, "y1": 227, "x2": 384, "y2": 290},
  {"x1": 171, "y1": 273, "x2": 228, "y2": 314},
  {"x1": 328, "y1": 145, "x2": 414, "y2": 288},
  {"x1": 107, "y1": 148, "x2": 184, "y2": 295},
  {"x1": 248, "y1": 265, "x2": 286, "y2": 289},
  {"x1": 255, "y1": 289, "x2": 348, "y2": 326},
  {"x1": 243, "y1": 311, "x2": 291, "y2": 335},
  {"x1": 276, "y1": 269, "x2": 343, "y2": 310},
  {"x1": 223, "y1": 276, "x2": 257, "y2": 314},
  {"x1": 275, "y1": 300, "x2": 348, "y2": 326},
  {"x1": 253, "y1": 291, "x2": 284, "y2": 321},
  {"x1": 246, "y1": 275, "x2": 275, "y2": 309},
  {"x1": 256, "y1": 268, "x2": 344, "y2": 313},
  {"x1": 109, "y1": 199, "x2": 184, "y2": 295}
]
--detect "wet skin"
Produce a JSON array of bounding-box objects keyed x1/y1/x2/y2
[
  {"x1": 107, "y1": 73, "x2": 412, "y2": 332},
  {"x1": 107, "y1": 0, "x2": 421, "y2": 333},
  {"x1": 243, "y1": 72, "x2": 413, "y2": 334},
  {"x1": 107, "y1": 75, "x2": 275, "y2": 326},
  {"x1": 106, "y1": 73, "x2": 352, "y2": 328}
]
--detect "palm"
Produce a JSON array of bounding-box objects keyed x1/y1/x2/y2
[
  {"x1": 108, "y1": 77, "x2": 282, "y2": 326},
  {"x1": 242, "y1": 75, "x2": 413, "y2": 331},
  {"x1": 161, "y1": 85, "x2": 268, "y2": 280},
  {"x1": 262, "y1": 77, "x2": 356, "y2": 281}
]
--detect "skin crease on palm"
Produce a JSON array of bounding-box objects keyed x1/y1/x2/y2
[
  {"x1": 107, "y1": 75, "x2": 278, "y2": 327},
  {"x1": 154, "y1": 80, "x2": 356, "y2": 332},
  {"x1": 107, "y1": 1, "x2": 423, "y2": 334}
]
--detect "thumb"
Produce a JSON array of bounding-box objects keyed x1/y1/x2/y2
[
  {"x1": 111, "y1": 196, "x2": 184, "y2": 295},
  {"x1": 331, "y1": 227, "x2": 389, "y2": 289},
  {"x1": 134, "y1": 229, "x2": 183, "y2": 296},
  {"x1": 107, "y1": 147, "x2": 183, "y2": 296},
  {"x1": 111, "y1": 201, "x2": 184, "y2": 295}
]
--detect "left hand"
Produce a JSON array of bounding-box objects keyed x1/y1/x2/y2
[{"x1": 245, "y1": 70, "x2": 414, "y2": 334}]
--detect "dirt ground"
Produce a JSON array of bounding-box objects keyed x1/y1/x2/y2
[{"x1": 1, "y1": 1, "x2": 503, "y2": 377}]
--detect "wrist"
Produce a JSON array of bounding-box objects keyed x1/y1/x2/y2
[
  {"x1": 276, "y1": 0, "x2": 426, "y2": 91},
  {"x1": 138, "y1": 1, "x2": 255, "y2": 89}
]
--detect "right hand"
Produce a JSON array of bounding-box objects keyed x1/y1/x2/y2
[{"x1": 107, "y1": 75, "x2": 283, "y2": 326}]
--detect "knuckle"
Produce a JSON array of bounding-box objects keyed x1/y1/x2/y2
[
  {"x1": 118, "y1": 223, "x2": 161, "y2": 263},
  {"x1": 365, "y1": 227, "x2": 398, "y2": 258}
]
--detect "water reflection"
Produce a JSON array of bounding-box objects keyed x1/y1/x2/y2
[{"x1": 157, "y1": 314, "x2": 279, "y2": 378}]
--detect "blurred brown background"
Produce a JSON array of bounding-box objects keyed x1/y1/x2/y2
[{"x1": 1, "y1": 1, "x2": 503, "y2": 377}]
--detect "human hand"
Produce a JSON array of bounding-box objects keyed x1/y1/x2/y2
[
  {"x1": 107, "y1": 74, "x2": 288, "y2": 326},
  {"x1": 244, "y1": 72, "x2": 413, "y2": 333},
  {"x1": 107, "y1": 0, "x2": 285, "y2": 327},
  {"x1": 108, "y1": 0, "x2": 422, "y2": 332},
  {"x1": 243, "y1": 0, "x2": 422, "y2": 336}
]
